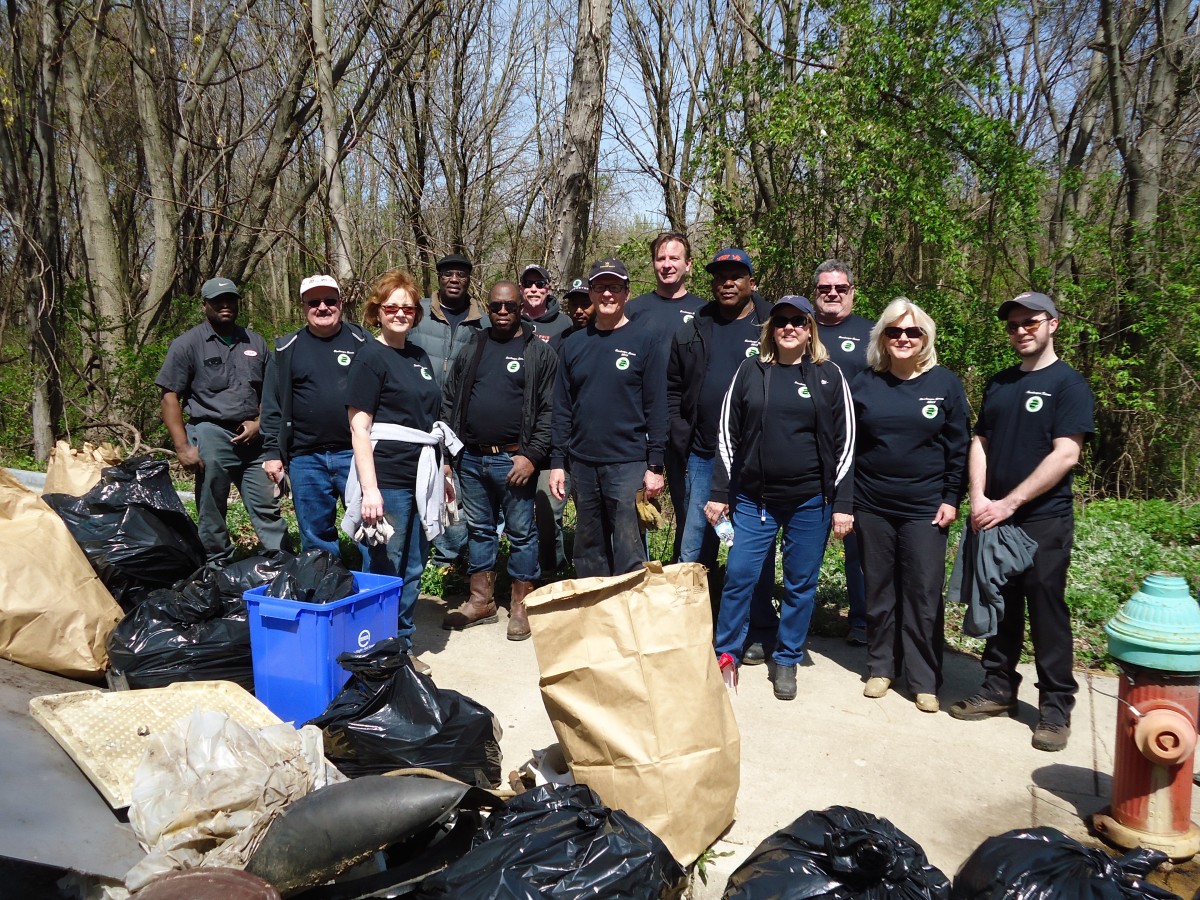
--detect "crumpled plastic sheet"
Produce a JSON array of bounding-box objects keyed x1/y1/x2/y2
[{"x1": 117, "y1": 707, "x2": 344, "y2": 895}]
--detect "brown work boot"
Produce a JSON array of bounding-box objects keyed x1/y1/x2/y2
[
  {"x1": 507, "y1": 579, "x2": 535, "y2": 641},
  {"x1": 442, "y1": 571, "x2": 499, "y2": 630}
]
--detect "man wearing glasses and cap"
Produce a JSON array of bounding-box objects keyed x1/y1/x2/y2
[
  {"x1": 157, "y1": 276, "x2": 290, "y2": 561},
  {"x1": 950, "y1": 291, "x2": 1094, "y2": 753},
  {"x1": 549, "y1": 259, "x2": 668, "y2": 577},
  {"x1": 519, "y1": 264, "x2": 572, "y2": 345},
  {"x1": 812, "y1": 258, "x2": 873, "y2": 646},
  {"x1": 260, "y1": 274, "x2": 368, "y2": 565}
]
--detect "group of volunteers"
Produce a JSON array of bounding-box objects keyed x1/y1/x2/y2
[{"x1": 155, "y1": 233, "x2": 1094, "y2": 753}]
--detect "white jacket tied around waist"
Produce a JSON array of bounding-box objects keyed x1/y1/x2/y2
[{"x1": 342, "y1": 421, "x2": 463, "y2": 541}]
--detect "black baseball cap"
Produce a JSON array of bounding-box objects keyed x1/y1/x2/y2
[
  {"x1": 520, "y1": 264, "x2": 551, "y2": 284},
  {"x1": 705, "y1": 248, "x2": 754, "y2": 275},
  {"x1": 563, "y1": 278, "x2": 590, "y2": 302},
  {"x1": 770, "y1": 295, "x2": 815, "y2": 318},
  {"x1": 436, "y1": 253, "x2": 473, "y2": 273},
  {"x1": 201, "y1": 277, "x2": 241, "y2": 301},
  {"x1": 997, "y1": 291, "x2": 1058, "y2": 321},
  {"x1": 588, "y1": 259, "x2": 629, "y2": 283}
]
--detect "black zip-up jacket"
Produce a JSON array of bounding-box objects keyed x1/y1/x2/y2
[
  {"x1": 261, "y1": 323, "x2": 368, "y2": 466},
  {"x1": 666, "y1": 296, "x2": 772, "y2": 460},
  {"x1": 440, "y1": 323, "x2": 558, "y2": 467},
  {"x1": 711, "y1": 355, "x2": 855, "y2": 513}
]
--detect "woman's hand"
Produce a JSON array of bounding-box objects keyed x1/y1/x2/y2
[
  {"x1": 832, "y1": 512, "x2": 854, "y2": 540},
  {"x1": 361, "y1": 487, "x2": 384, "y2": 526},
  {"x1": 443, "y1": 464, "x2": 456, "y2": 503},
  {"x1": 704, "y1": 501, "x2": 729, "y2": 526},
  {"x1": 932, "y1": 503, "x2": 958, "y2": 528}
]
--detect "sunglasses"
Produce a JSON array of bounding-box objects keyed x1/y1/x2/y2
[
  {"x1": 884, "y1": 326, "x2": 924, "y2": 340},
  {"x1": 1005, "y1": 316, "x2": 1049, "y2": 334},
  {"x1": 522, "y1": 280, "x2": 548, "y2": 290},
  {"x1": 488, "y1": 301, "x2": 521, "y2": 313},
  {"x1": 772, "y1": 315, "x2": 810, "y2": 330},
  {"x1": 380, "y1": 304, "x2": 417, "y2": 317},
  {"x1": 816, "y1": 283, "x2": 852, "y2": 295},
  {"x1": 305, "y1": 297, "x2": 340, "y2": 309}
]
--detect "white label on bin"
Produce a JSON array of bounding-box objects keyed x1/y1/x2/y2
[{"x1": 358, "y1": 628, "x2": 372, "y2": 649}]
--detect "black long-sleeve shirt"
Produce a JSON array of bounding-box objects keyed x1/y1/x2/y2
[{"x1": 550, "y1": 320, "x2": 668, "y2": 468}]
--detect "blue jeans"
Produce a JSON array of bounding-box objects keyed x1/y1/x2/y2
[
  {"x1": 367, "y1": 487, "x2": 429, "y2": 650},
  {"x1": 571, "y1": 458, "x2": 647, "y2": 578},
  {"x1": 715, "y1": 493, "x2": 831, "y2": 667},
  {"x1": 288, "y1": 449, "x2": 367, "y2": 567},
  {"x1": 458, "y1": 451, "x2": 539, "y2": 582},
  {"x1": 681, "y1": 452, "x2": 777, "y2": 643}
]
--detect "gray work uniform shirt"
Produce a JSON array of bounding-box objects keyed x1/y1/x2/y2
[{"x1": 155, "y1": 320, "x2": 269, "y2": 423}]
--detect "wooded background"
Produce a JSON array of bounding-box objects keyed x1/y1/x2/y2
[{"x1": 1, "y1": 0, "x2": 1197, "y2": 499}]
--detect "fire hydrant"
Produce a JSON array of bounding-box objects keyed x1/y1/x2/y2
[{"x1": 1093, "y1": 573, "x2": 1200, "y2": 860}]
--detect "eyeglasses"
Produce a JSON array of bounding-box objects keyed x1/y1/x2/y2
[
  {"x1": 884, "y1": 326, "x2": 924, "y2": 340},
  {"x1": 305, "y1": 297, "x2": 340, "y2": 309},
  {"x1": 772, "y1": 315, "x2": 810, "y2": 330},
  {"x1": 816, "y1": 283, "x2": 852, "y2": 295},
  {"x1": 590, "y1": 284, "x2": 628, "y2": 296},
  {"x1": 380, "y1": 304, "x2": 417, "y2": 317},
  {"x1": 1005, "y1": 316, "x2": 1049, "y2": 334},
  {"x1": 522, "y1": 280, "x2": 548, "y2": 290},
  {"x1": 488, "y1": 301, "x2": 521, "y2": 313}
]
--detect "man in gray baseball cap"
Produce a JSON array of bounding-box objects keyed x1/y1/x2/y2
[{"x1": 156, "y1": 277, "x2": 290, "y2": 560}]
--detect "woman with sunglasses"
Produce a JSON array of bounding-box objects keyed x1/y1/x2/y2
[
  {"x1": 852, "y1": 298, "x2": 970, "y2": 712},
  {"x1": 705, "y1": 296, "x2": 855, "y2": 701},
  {"x1": 344, "y1": 269, "x2": 459, "y2": 652}
]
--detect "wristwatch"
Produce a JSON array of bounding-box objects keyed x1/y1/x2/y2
[{"x1": 647, "y1": 464, "x2": 664, "y2": 475}]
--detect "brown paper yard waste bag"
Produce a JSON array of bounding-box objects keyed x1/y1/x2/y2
[
  {"x1": 43, "y1": 439, "x2": 123, "y2": 496},
  {"x1": 526, "y1": 561, "x2": 740, "y2": 865},
  {"x1": 0, "y1": 468, "x2": 123, "y2": 676}
]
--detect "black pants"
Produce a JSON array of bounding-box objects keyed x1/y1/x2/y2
[
  {"x1": 980, "y1": 515, "x2": 1078, "y2": 725},
  {"x1": 571, "y1": 458, "x2": 647, "y2": 578},
  {"x1": 857, "y1": 510, "x2": 947, "y2": 694},
  {"x1": 666, "y1": 446, "x2": 687, "y2": 563}
]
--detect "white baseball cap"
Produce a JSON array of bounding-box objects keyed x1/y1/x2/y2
[{"x1": 300, "y1": 274, "x2": 340, "y2": 296}]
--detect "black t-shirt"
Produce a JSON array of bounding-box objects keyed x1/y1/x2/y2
[
  {"x1": 818, "y1": 313, "x2": 874, "y2": 380},
  {"x1": 441, "y1": 303, "x2": 471, "y2": 330},
  {"x1": 975, "y1": 359, "x2": 1095, "y2": 523},
  {"x1": 464, "y1": 334, "x2": 525, "y2": 445},
  {"x1": 628, "y1": 290, "x2": 707, "y2": 346},
  {"x1": 345, "y1": 339, "x2": 441, "y2": 489},
  {"x1": 290, "y1": 326, "x2": 362, "y2": 453},
  {"x1": 760, "y1": 363, "x2": 821, "y2": 504},
  {"x1": 693, "y1": 315, "x2": 763, "y2": 457},
  {"x1": 853, "y1": 365, "x2": 971, "y2": 518}
]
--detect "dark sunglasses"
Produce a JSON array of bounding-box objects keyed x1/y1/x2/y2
[
  {"x1": 816, "y1": 283, "x2": 851, "y2": 295},
  {"x1": 884, "y1": 326, "x2": 924, "y2": 339},
  {"x1": 305, "y1": 297, "x2": 341, "y2": 309},
  {"x1": 488, "y1": 300, "x2": 521, "y2": 313},
  {"x1": 522, "y1": 279, "x2": 548, "y2": 290},
  {"x1": 1005, "y1": 316, "x2": 1049, "y2": 334},
  {"x1": 771, "y1": 315, "x2": 810, "y2": 329}
]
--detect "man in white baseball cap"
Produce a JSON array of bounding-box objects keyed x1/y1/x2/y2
[{"x1": 261, "y1": 274, "x2": 369, "y2": 564}]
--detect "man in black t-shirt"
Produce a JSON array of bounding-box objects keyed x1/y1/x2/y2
[
  {"x1": 949, "y1": 291, "x2": 1095, "y2": 753},
  {"x1": 441, "y1": 281, "x2": 558, "y2": 639},
  {"x1": 813, "y1": 258, "x2": 873, "y2": 646},
  {"x1": 261, "y1": 274, "x2": 367, "y2": 565}
]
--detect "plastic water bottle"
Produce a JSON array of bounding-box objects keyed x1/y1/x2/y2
[{"x1": 714, "y1": 512, "x2": 734, "y2": 548}]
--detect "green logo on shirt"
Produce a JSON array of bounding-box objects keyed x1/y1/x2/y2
[
  {"x1": 798, "y1": 384, "x2": 811, "y2": 399},
  {"x1": 506, "y1": 360, "x2": 521, "y2": 373},
  {"x1": 922, "y1": 403, "x2": 938, "y2": 419},
  {"x1": 1025, "y1": 395, "x2": 1044, "y2": 413},
  {"x1": 616, "y1": 356, "x2": 630, "y2": 371},
  {"x1": 745, "y1": 346, "x2": 759, "y2": 357},
  {"x1": 419, "y1": 366, "x2": 432, "y2": 381},
  {"x1": 841, "y1": 339, "x2": 855, "y2": 353},
  {"x1": 337, "y1": 353, "x2": 351, "y2": 367}
]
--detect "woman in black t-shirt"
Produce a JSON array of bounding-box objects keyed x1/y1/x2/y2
[
  {"x1": 852, "y1": 298, "x2": 970, "y2": 713},
  {"x1": 704, "y1": 296, "x2": 855, "y2": 701},
  {"x1": 347, "y1": 270, "x2": 447, "y2": 650}
]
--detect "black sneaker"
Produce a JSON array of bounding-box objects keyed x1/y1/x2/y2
[
  {"x1": 743, "y1": 642, "x2": 767, "y2": 666},
  {"x1": 1032, "y1": 720, "x2": 1070, "y2": 752},
  {"x1": 845, "y1": 626, "x2": 868, "y2": 646},
  {"x1": 948, "y1": 693, "x2": 1018, "y2": 721},
  {"x1": 772, "y1": 664, "x2": 797, "y2": 701}
]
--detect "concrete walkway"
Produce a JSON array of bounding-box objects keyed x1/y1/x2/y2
[{"x1": 411, "y1": 590, "x2": 1200, "y2": 897}]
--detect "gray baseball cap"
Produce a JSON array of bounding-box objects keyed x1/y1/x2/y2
[
  {"x1": 201, "y1": 277, "x2": 241, "y2": 301},
  {"x1": 997, "y1": 291, "x2": 1058, "y2": 321}
]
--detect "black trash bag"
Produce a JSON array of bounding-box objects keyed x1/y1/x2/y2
[
  {"x1": 44, "y1": 456, "x2": 206, "y2": 610},
  {"x1": 723, "y1": 806, "x2": 951, "y2": 899},
  {"x1": 106, "y1": 552, "x2": 293, "y2": 690},
  {"x1": 951, "y1": 827, "x2": 1179, "y2": 899},
  {"x1": 265, "y1": 549, "x2": 356, "y2": 603},
  {"x1": 309, "y1": 637, "x2": 503, "y2": 786},
  {"x1": 417, "y1": 783, "x2": 687, "y2": 900}
]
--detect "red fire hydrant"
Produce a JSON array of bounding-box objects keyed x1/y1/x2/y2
[{"x1": 1092, "y1": 574, "x2": 1200, "y2": 860}]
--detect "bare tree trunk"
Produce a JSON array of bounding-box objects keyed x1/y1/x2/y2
[
  {"x1": 312, "y1": 0, "x2": 355, "y2": 286},
  {"x1": 549, "y1": 0, "x2": 613, "y2": 280}
]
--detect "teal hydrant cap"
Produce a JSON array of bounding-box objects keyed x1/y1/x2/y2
[{"x1": 1106, "y1": 573, "x2": 1200, "y2": 673}]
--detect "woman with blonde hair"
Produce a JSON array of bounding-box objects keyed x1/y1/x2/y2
[
  {"x1": 705, "y1": 296, "x2": 855, "y2": 701},
  {"x1": 853, "y1": 297, "x2": 970, "y2": 712}
]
